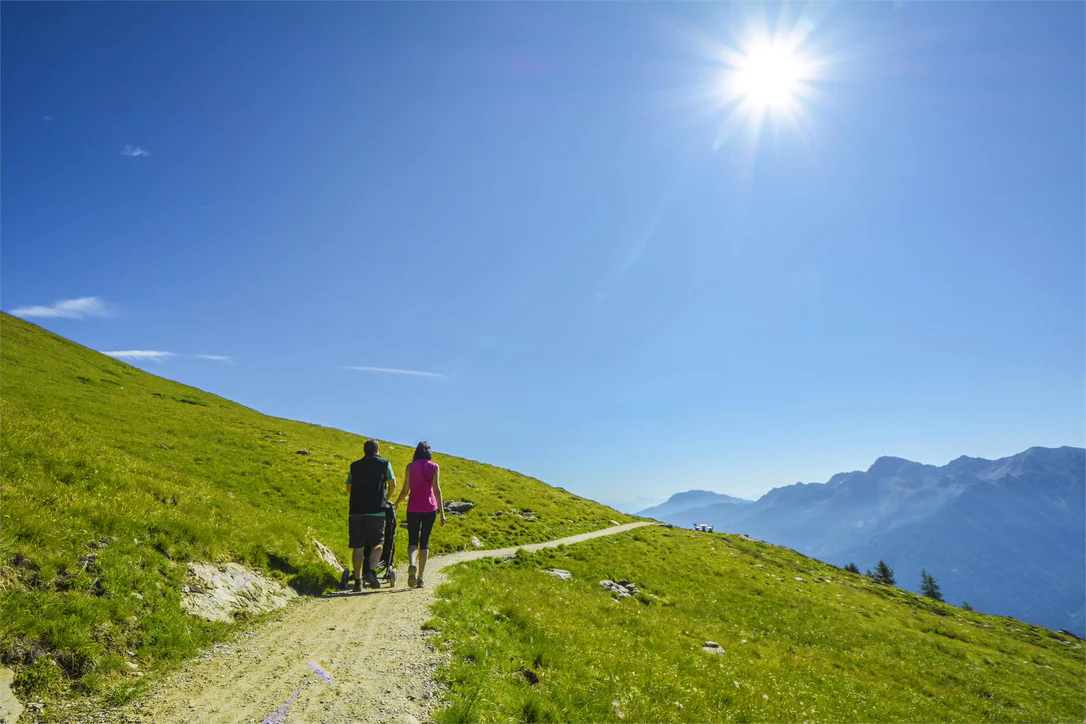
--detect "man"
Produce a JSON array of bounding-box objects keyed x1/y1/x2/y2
[{"x1": 342, "y1": 439, "x2": 396, "y2": 592}]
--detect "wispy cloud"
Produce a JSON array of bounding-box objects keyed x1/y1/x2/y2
[
  {"x1": 121, "y1": 145, "x2": 148, "y2": 157},
  {"x1": 10, "y1": 296, "x2": 114, "y2": 320},
  {"x1": 103, "y1": 350, "x2": 175, "y2": 362},
  {"x1": 195, "y1": 354, "x2": 234, "y2": 363},
  {"x1": 594, "y1": 211, "x2": 664, "y2": 300},
  {"x1": 43, "y1": 115, "x2": 53, "y2": 121},
  {"x1": 344, "y1": 366, "x2": 444, "y2": 378}
]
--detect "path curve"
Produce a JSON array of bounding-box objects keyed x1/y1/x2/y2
[{"x1": 106, "y1": 522, "x2": 653, "y2": 724}]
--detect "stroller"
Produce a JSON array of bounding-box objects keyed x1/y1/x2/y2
[
  {"x1": 341, "y1": 505, "x2": 398, "y2": 589},
  {"x1": 372, "y1": 504, "x2": 397, "y2": 587}
]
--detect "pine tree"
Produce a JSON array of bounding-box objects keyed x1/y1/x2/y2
[
  {"x1": 873, "y1": 560, "x2": 896, "y2": 585},
  {"x1": 919, "y1": 569, "x2": 943, "y2": 601},
  {"x1": 961, "y1": 601, "x2": 974, "y2": 612},
  {"x1": 844, "y1": 562, "x2": 860, "y2": 574}
]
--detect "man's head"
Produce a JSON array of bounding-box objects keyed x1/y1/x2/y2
[{"x1": 364, "y1": 439, "x2": 379, "y2": 456}]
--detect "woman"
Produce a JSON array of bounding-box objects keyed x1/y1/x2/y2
[{"x1": 393, "y1": 441, "x2": 446, "y2": 588}]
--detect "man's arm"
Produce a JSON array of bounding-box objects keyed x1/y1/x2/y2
[{"x1": 385, "y1": 461, "x2": 397, "y2": 503}]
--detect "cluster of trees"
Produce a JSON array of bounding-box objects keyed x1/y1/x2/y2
[
  {"x1": 842, "y1": 559, "x2": 897, "y2": 585},
  {"x1": 842, "y1": 560, "x2": 954, "y2": 605}
]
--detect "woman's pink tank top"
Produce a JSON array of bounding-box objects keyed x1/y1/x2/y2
[{"x1": 407, "y1": 459, "x2": 439, "y2": 513}]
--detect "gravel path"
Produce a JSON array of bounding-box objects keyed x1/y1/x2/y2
[{"x1": 105, "y1": 522, "x2": 652, "y2": 724}]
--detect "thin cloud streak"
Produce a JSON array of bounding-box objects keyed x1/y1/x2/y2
[
  {"x1": 10, "y1": 296, "x2": 114, "y2": 320},
  {"x1": 121, "y1": 145, "x2": 148, "y2": 157},
  {"x1": 344, "y1": 366, "x2": 444, "y2": 378},
  {"x1": 103, "y1": 350, "x2": 175, "y2": 362},
  {"x1": 195, "y1": 354, "x2": 234, "y2": 363},
  {"x1": 594, "y1": 211, "x2": 665, "y2": 300}
]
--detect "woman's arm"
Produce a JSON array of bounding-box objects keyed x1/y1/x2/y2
[
  {"x1": 394, "y1": 465, "x2": 411, "y2": 506},
  {"x1": 434, "y1": 466, "x2": 446, "y2": 526}
]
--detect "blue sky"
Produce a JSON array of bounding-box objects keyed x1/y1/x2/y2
[{"x1": 3, "y1": 2, "x2": 1083, "y2": 511}]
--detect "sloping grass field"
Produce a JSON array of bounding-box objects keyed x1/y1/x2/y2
[
  {"x1": 0, "y1": 314, "x2": 633, "y2": 704},
  {"x1": 429, "y1": 526, "x2": 1086, "y2": 723}
]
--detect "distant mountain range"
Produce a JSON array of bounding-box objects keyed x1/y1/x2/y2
[
  {"x1": 639, "y1": 446, "x2": 1085, "y2": 635},
  {"x1": 636, "y1": 490, "x2": 753, "y2": 522}
]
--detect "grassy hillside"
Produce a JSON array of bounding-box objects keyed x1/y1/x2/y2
[
  {"x1": 429, "y1": 526, "x2": 1086, "y2": 723},
  {"x1": 0, "y1": 314, "x2": 633, "y2": 703}
]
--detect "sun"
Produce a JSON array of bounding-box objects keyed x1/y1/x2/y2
[
  {"x1": 701, "y1": 12, "x2": 828, "y2": 158},
  {"x1": 732, "y1": 40, "x2": 809, "y2": 113}
]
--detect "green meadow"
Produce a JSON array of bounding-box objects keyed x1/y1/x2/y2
[
  {"x1": 0, "y1": 313, "x2": 633, "y2": 703},
  {"x1": 429, "y1": 526, "x2": 1086, "y2": 723},
  {"x1": 4, "y1": 312, "x2": 1083, "y2": 723}
]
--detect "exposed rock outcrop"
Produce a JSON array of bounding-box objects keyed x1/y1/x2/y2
[
  {"x1": 0, "y1": 667, "x2": 23, "y2": 724},
  {"x1": 181, "y1": 562, "x2": 297, "y2": 623},
  {"x1": 310, "y1": 538, "x2": 342, "y2": 573}
]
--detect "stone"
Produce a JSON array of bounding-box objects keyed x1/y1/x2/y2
[
  {"x1": 310, "y1": 538, "x2": 342, "y2": 572},
  {"x1": 295, "y1": 449, "x2": 310, "y2": 456},
  {"x1": 702, "y1": 641, "x2": 726, "y2": 655},
  {"x1": 0, "y1": 668, "x2": 23, "y2": 724},
  {"x1": 610, "y1": 520, "x2": 620, "y2": 526},
  {"x1": 600, "y1": 580, "x2": 630, "y2": 598},
  {"x1": 181, "y1": 562, "x2": 298, "y2": 623},
  {"x1": 545, "y1": 569, "x2": 572, "y2": 580},
  {"x1": 471, "y1": 537, "x2": 483, "y2": 548},
  {"x1": 600, "y1": 579, "x2": 638, "y2": 597},
  {"x1": 444, "y1": 501, "x2": 475, "y2": 514}
]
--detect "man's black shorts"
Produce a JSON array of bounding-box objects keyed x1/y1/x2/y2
[{"x1": 349, "y1": 513, "x2": 385, "y2": 549}]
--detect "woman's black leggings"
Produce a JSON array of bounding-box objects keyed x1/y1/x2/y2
[{"x1": 407, "y1": 511, "x2": 437, "y2": 549}]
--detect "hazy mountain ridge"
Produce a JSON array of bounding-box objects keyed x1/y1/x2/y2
[
  {"x1": 636, "y1": 489, "x2": 752, "y2": 521},
  {"x1": 642, "y1": 447, "x2": 1086, "y2": 635}
]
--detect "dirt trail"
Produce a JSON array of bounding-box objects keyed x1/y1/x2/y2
[{"x1": 105, "y1": 522, "x2": 653, "y2": 724}]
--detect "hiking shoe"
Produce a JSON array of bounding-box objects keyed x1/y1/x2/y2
[
  {"x1": 416, "y1": 577, "x2": 425, "y2": 589},
  {"x1": 364, "y1": 571, "x2": 380, "y2": 590},
  {"x1": 408, "y1": 565, "x2": 418, "y2": 589},
  {"x1": 340, "y1": 568, "x2": 351, "y2": 591},
  {"x1": 352, "y1": 578, "x2": 362, "y2": 593}
]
